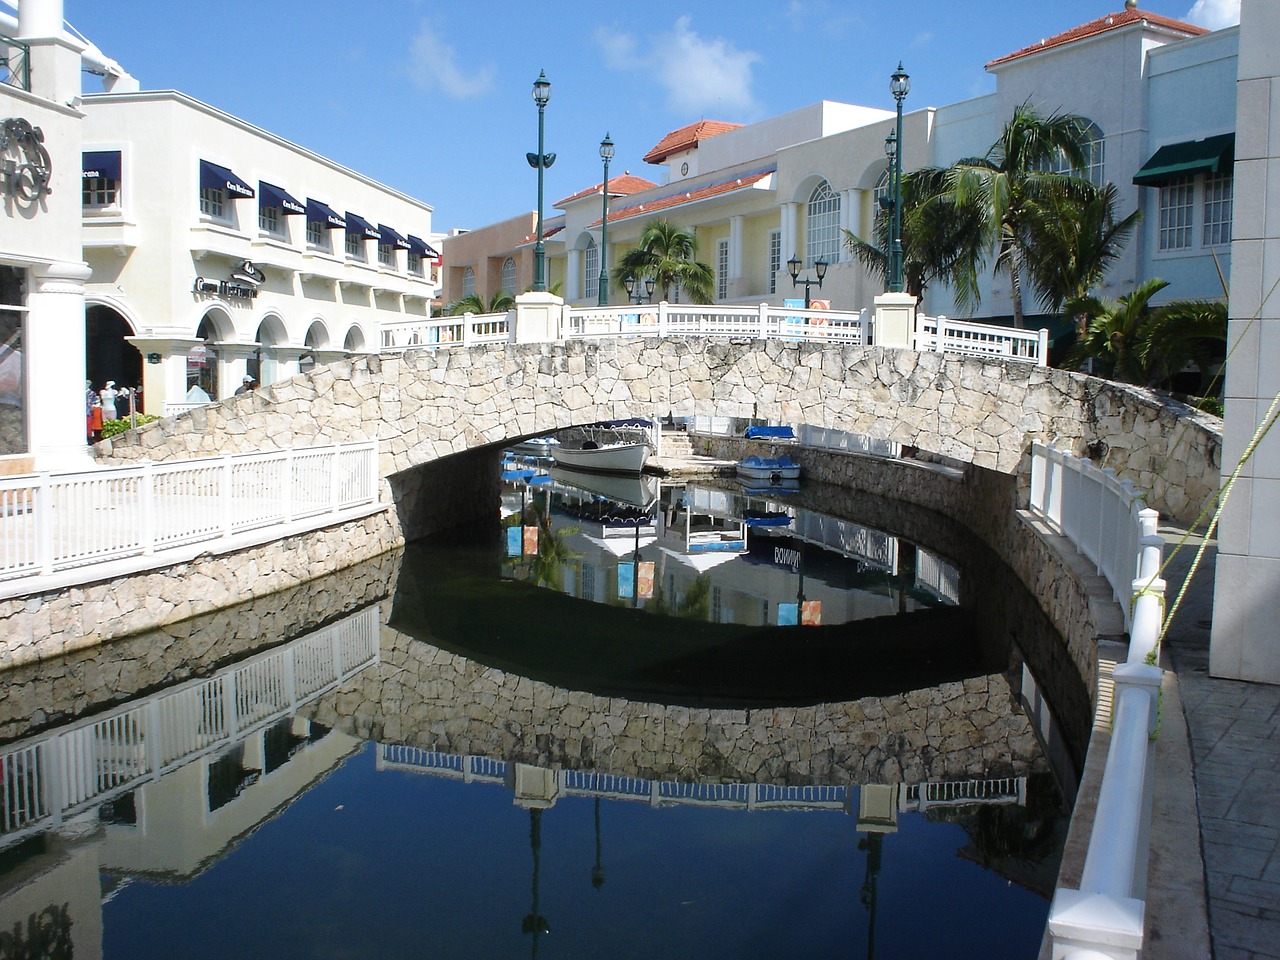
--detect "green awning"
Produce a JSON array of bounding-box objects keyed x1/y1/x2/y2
[{"x1": 1133, "y1": 133, "x2": 1234, "y2": 186}]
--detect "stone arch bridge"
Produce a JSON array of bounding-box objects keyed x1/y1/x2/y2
[{"x1": 100, "y1": 337, "x2": 1221, "y2": 535}]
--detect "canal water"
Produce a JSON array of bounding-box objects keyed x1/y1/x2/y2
[{"x1": 0, "y1": 461, "x2": 1090, "y2": 959}]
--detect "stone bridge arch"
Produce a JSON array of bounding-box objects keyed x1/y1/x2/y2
[{"x1": 100, "y1": 337, "x2": 1221, "y2": 534}]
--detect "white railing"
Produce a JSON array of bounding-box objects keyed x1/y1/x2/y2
[
  {"x1": 917, "y1": 315, "x2": 1050, "y2": 366},
  {"x1": 915, "y1": 548, "x2": 961, "y2": 605},
  {"x1": 0, "y1": 606, "x2": 379, "y2": 850},
  {"x1": 0, "y1": 441, "x2": 379, "y2": 585},
  {"x1": 564, "y1": 301, "x2": 871, "y2": 344},
  {"x1": 381, "y1": 312, "x2": 510, "y2": 351},
  {"x1": 1030, "y1": 442, "x2": 1166, "y2": 960}
]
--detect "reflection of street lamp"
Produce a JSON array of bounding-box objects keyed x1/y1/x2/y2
[
  {"x1": 527, "y1": 71, "x2": 555, "y2": 293},
  {"x1": 598, "y1": 133, "x2": 614, "y2": 306},
  {"x1": 786, "y1": 255, "x2": 828, "y2": 309},
  {"x1": 591, "y1": 797, "x2": 606, "y2": 890},
  {"x1": 522, "y1": 808, "x2": 550, "y2": 957},
  {"x1": 887, "y1": 62, "x2": 910, "y2": 294},
  {"x1": 623, "y1": 275, "x2": 655, "y2": 304}
]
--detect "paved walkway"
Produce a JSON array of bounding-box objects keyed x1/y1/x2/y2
[{"x1": 1158, "y1": 525, "x2": 1280, "y2": 960}]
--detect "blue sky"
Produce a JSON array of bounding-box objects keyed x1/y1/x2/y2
[{"x1": 55, "y1": 0, "x2": 1239, "y2": 233}]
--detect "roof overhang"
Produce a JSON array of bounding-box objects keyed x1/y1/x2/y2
[{"x1": 1133, "y1": 133, "x2": 1234, "y2": 186}]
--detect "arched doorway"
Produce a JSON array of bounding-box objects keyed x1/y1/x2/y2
[
  {"x1": 86, "y1": 303, "x2": 141, "y2": 403},
  {"x1": 253, "y1": 315, "x2": 289, "y2": 386},
  {"x1": 300, "y1": 319, "x2": 330, "y2": 374},
  {"x1": 187, "y1": 309, "x2": 233, "y2": 402}
]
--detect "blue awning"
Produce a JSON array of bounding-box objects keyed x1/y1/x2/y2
[
  {"x1": 83, "y1": 150, "x2": 121, "y2": 180},
  {"x1": 407, "y1": 234, "x2": 440, "y2": 258},
  {"x1": 345, "y1": 212, "x2": 380, "y2": 240},
  {"x1": 259, "y1": 181, "x2": 305, "y2": 215},
  {"x1": 378, "y1": 224, "x2": 412, "y2": 250},
  {"x1": 199, "y1": 160, "x2": 255, "y2": 199},
  {"x1": 306, "y1": 198, "x2": 345, "y2": 229}
]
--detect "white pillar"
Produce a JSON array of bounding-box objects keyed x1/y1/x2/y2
[
  {"x1": 780, "y1": 203, "x2": 799, "y2": 268},
  {"x1": 842, "y1": 190, "x2": 863, "y2": 262},
  {"x1": 125, "y1": 336, "x2": 202, "y2": 416},
  {"x1": 18, "y1": 0, "x2": 63, "y2": 36},
  {"x1": 566, "y1": 248, "x2": 581, "y2": 303},
  {"x1": 873, "y1": 292, "x2": 918, "y2": 349},
  {"x1": 27, "y1": 262, "x2": 94, "y2": 469},
  {"x1": 1211, "y1": 0, "x2": 1280, "y2": 683}
]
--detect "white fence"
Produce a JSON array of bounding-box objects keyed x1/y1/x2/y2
[
  {"x1": 0, "y1": 441, "x2": 379, "y2": 585},
  {"x1": 381, "y1": 312, "x2": 510, "y2": 350},
  {"x1": 1030, "y1": 442, "x2": 1167, "y2": 960},
  {"x1": 563, "y1": 301, "x2": 871, "y2": 344},
  {"x1": 0, "y1": 605, "x2": 379, "y2": 850},
  {"x1": 917, "y1": 314, "x2": 1050, "y2": 366}
]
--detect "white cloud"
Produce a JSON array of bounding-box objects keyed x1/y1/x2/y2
[
  {"x1": 406, "y1": 19, "x2": 494, "y2": 100},
  {"x1": 1183, "y1": 0, "x2": 1241, "y2": 30},
  {"x1": 597, "y1": 16, "x2": 762, "y2": 119}
]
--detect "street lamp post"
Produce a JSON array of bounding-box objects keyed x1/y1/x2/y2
[
  {"x1": 598, "y1": 133, "x2": 614, "y2": 306},
  {"x1": 786, "y1": 255, "x2": 828, "y2": 309},
  {"x1": 623, "y1": 275, "x2": 655, "y2": 304},
  {"x1": 887, "y1": 62, "x2": 910, "y2": 294},
  {"x1": 527, "y1": 70, "x2": 555, "y2": 293}
]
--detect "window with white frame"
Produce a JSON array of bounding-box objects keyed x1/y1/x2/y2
[
  {"x1": 346, "y1": 232, "x2": 365, "y2": 260},
  {"x1": 501, "y1": 256, "x2": 517, "y2": 294},
  {"x1": 1158, "y1": 176, "x2": 1195, "y2": 251},
  {"x1": 1040, "y1": 120, "x2": 1105, "y2": 186},
  {"x1": 409, "y1": 251, "x2": 423, "y2": 276},
  {"x1": 378, "y1": 242, "x2": 396, "y2": 267},
  {"x1": 83, "y1": 177, "x2": 118, "y2": 210},
  {"x1": 806, "y1": 180, "x2": 841, "y2": 266},
  {"x1": 1202, "y1": 171, "x2": 1233, "y2": 247},
  {"x1": 259, "y1": 204, "x2": 285, "y2": 238},
  {"x1": 307, "y1": 220, "x2": 330, "y2": 251},
  {"x1": 768, "y1": 230, "x2": 781, "y2": 295},
  {"x1": 583, "y1": 241, "x2": 598, "y2": 301},
  {"x1": 200, "y1": 187, "x2": 226, "y2": 220},
  {"x1": 717, "y1": 239, "x2": 729, "y2": 300},
  {"x1": 873, "y1": 167, "x2": 891, "y2": 210},
  {"x1": 463, "y1": 267, "x2": 476, "y2": 297}
]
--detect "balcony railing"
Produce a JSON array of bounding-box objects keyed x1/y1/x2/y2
[
  {"x1": 1, "y1": 34, "x2": 30, "y2": 92},
  {"x1": 916, "y1": 314, "x2": 1050, "y2": 366}
]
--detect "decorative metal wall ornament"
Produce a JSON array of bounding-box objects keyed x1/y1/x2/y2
[{"x1": 0, "y1": 118, "x2": 53, "y2": 203}]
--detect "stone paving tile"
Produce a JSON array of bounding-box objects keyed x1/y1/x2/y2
[
  {"x1": 1212, "y1": 903, "x2": 1280, "y2": 957},
  {"x1": 1204, "y1": 841, "x2": 1272, "y2": 880}
]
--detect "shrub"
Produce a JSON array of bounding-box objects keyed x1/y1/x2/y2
[{"x1": 100, "y1": 414, "x2": 160, "y2": 438}]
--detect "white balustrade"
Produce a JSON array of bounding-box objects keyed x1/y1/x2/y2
[
  {"x1": 1031, "y1": 442, "x2": 1167, "y2": 960},
  {"x1": 916, "y1": 314, "x2": 1050, "y2": 366},
  {"x1": 0, "y1": 441, "x2": 379, "y2": 588}
]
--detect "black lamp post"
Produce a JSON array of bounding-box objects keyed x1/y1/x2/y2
[
  {"x1": 887, "y1": 62, "x2": 910, "y2": 294},
  {"x1": 527, "y1": 70, "x2": 555, "y2": 293},
  {"x1": 598, "y1": 133, "x2": 614, "y2": 306},
  {"x1": 623, "y1": 275, "x2": 655, "y2": 304},
  {"x1": 786, "y1": 255, "x2": 828, "y2": 308}
]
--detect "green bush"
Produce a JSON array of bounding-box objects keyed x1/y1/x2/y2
[{"x1": 100, "y1": 414, "x2": 160, "y2": 438}]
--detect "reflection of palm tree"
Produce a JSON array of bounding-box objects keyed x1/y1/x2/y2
[
  {"x1": 522, "y1": 808, "x2": 549, "y2": 958},
  {"x1": 591, "y1": 797, "x2": 606, "y2": 890},
  {"x1": 858, "y1": 833, "x2": 884, "y2": 960},
  {"x1": 506, "y1": 498, "x2": 581, "y2": 592}
]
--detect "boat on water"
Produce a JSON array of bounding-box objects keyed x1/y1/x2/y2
[
  {"x1": 736, "y1": 455, "x2": 801, "y2": 484},
  {"x1": 510, "y1": 435, "x2": 560, "y2": 459},
  {"x1": 550, "y1": 418, "x2": 655, "y2": 475}
]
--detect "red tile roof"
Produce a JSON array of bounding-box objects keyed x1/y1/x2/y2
[
  {"x1": 555, "y1": 174, "x2": 659, "y2": 207},
  {"x1": 592, "y1": 171, "x2": 773, "y2": 226},
  {"x1": 518, "y1": 223, "x2": 565, "y2": 245},
  {"x1": 642, "y1": 120, "x2": 742, "y2": 165},
  {"x1": 986, "y1": 7, "x2": 1206, "y2": 68}
]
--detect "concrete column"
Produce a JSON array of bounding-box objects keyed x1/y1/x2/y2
[
  {"x1": 124, "y1": 336, "x2": 202, "y2": 416},
  {"x1": 1212, "y1": 0, "x2": 1280, "y2": 683},
  {"x1": 780, "y1": 203, "x2": 799, "y2": 267},
  {"x1": 873, "y1": 292, "x2": 918, "y2": 349},
  {"x1": 513, "y1": 291, "x2": 564, "y2": 343},
  {"x1": 566, "y1": 248, "x2": 581, "y2": 303},
  {"x1": 843, "y1": 190, "x2": 864, "y2": 261},
  {"x1": 27, "y1": 262, "x2": 93, "y2": 469}
]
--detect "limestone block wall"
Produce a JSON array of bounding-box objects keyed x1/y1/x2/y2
[
  {"x1": 96, "y1": 340, "x2": 1221, "y2": 528},
  {"x1": 304, "y1": 615, "x2": 1048, "y2": 788}
]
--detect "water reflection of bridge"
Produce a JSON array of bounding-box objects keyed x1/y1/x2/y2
[{"x1": 377, "y1": 744, "x2": 1027, "y2": 816}]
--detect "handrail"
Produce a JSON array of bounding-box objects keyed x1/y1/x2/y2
[
  {"x1": 1032, "y1": 442, "x2": 1165, "y2": 959},
  {"x1": 0, "y1": 441, "x2": 379, "y2": 585},
  {"x1": 917, "y1": 314, "x2": 1050, "y2": 366}
]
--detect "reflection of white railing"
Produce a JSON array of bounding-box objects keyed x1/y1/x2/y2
[
  {"x1": 794, "y1": 424, "x2": 901, "y2": 458},
  {"x1": 789, "y1": 510, "x2": 898, "y2": 574},
  {"x1": 916, "y1": 315, "x2": 1049, "y2": 366},
  {"x1": 376, "y1": 747, "x2": 1028, "y2": 817},
  {"x1": 915, "y1": 548, "x2": 960, "y2": 605},
  {"x1": 0, "y1": 441, "x2": 379, "y2": 586},
  {"x1": 1032, "y1": 442, "x2": 1166, "y2": 960},
  {"x1": 0, "y1": 606, "x2": 380, "y2": 850}
]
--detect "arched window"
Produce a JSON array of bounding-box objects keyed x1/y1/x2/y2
[
  {"x1": 873, "y1": 167, "x2": 891, "y2": 212},
  {"x1": 501, "y1": 257, "x2": 516, "y2": 294},
  {"x1": 462, "y1": 267, "x2": 475, "y2": 298},
  {"x1": 583, "y1": 238, "x2": 599, "y2": 301},
  {"x1": 1041, "y1": 120, "x2": 1105, "y2": 186},
  {"x1": 806, "y1": 180, "x2": 841, "y2": 265}
]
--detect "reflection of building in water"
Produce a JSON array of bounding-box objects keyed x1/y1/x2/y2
[
  {"x1": 0, "y1": 607, "x2": 379, "y2": 954},
  {"x1": 502, "y1": 472, "x2": 962, "y2": 629}
]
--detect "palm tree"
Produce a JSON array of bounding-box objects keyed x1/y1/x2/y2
[
  {"x1": 613, "y1": 219, "x2": 715, "y2": 304},
  {"x1": 920, "y1": 102, "x2": 1097, "y2": 327},
  {"x1": 845, "y1": 168, "x2": 986, "y2": 303},
  {"x1": 1063, "y1": 278, "x2": 1227, "y2": 393},
  {"x1": 1022, "y1": 182, "x2": 1141, "y2": 316},
  {"x1": 446, "y1": 291, "x2": 515, "y2": 316}
]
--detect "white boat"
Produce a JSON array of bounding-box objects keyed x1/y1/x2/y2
[
  {"x1": 736, "y1": 455, "x2": 801, "y2": 483},
  {"x1": 511, "y1": 435, "x2": 560, "y2": 459},
  {"x1": 550, "y1": 419, "x2": 655, "y2": 475}
]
